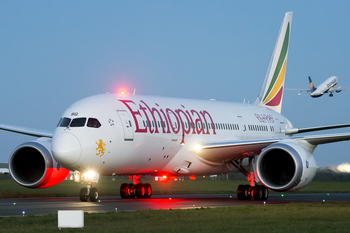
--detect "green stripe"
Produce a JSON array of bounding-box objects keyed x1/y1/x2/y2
[{"x1": 263, "y1": 23, "x2": 290, "y2": 101}]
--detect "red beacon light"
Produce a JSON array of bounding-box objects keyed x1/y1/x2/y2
[{"x1": 120, "y1": 91, "x2": 126, "y2": 95}]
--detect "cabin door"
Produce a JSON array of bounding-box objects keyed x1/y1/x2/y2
[{"x1": 117, "y1": 110, "x2": 134, "y2": 141}]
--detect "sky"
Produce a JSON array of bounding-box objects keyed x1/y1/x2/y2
[{"x1": 0, "y1": 1, "x2": 350, "y2": 167}]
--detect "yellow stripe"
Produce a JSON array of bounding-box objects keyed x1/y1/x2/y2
[{"x1": 263, "y1": 59, "x2": 287, "y2": 104}]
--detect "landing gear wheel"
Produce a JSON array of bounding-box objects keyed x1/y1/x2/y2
[
  {"x1": 261, "y1": 186, "x2": 269, "y2": 200},
  {"x1": 136, "y1": 184, "x2": 146, "y2": 198},
  {"x1": 253, "y1": 185, "x2": 263, "y2": 200},
  {"x1": 144, "y1": 183, "x2": 152, "y2": 198},
  {"x1": 80, "y1": 188, "x2": 89, "y2": 202},
  {"x1": 243, "y1": 185, "x2": 251, "y2": 200},
  {"x1": 237, "y1": 185, "x2": 245, "y2": 200},
  {"x1": 120, "y1": 183, "x2": 129, "y2": 198},
  {"x1": 90, "y1": 188, "x2": 99, "y2": 202},
  {"x1": 128, "y1": 183, "x2": 136, "y2": 198}
]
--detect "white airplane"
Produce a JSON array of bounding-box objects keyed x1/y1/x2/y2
[
  {"x1": 288, "y1": 76, "x2": 345, "y2": 97},
  {"x1": 2, "y1": 12, "x2": 350, "y2": 202}
]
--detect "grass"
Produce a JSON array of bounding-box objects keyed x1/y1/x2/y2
[
  {"x1": 0, "y1": 202, "x2": 350, "y2": 232},
  {"x1": 1, "y1": 177, "x2": 350, "y2": 198}
]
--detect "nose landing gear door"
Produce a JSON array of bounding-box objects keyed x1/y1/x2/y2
[{"x1": 117, "y1": 110, "x2": 134, "y2": 141}]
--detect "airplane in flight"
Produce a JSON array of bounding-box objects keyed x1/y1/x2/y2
[
  {"x1": 2, "y1": 12, "x2": 350, "y2": 202},
  {"x1": 288, "y1": 76, "x2": 345, "y2": 97}
]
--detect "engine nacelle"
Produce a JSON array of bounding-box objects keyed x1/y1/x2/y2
[
  {"x1": 9, "y1": 138, "x2": 70, "y2": 189},
  {"x1": 256, "y1": 142, "x2": 316, "y2": 192}
]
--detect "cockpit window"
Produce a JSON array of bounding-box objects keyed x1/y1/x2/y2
[
  {"x1": 87, "y1": 118, "x2": 101, "y2": 128},
  {"x1": 59, "y1": 117, "x2": 71, "y2": 127},
  {"x1": 70, "y1": 118, "x2": 87, "y2": 127},
  {"x1": 57, "y1": 118, "x2": 62, "y2": 127}
]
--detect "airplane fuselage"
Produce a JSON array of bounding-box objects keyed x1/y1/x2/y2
[
  {"x1": 52, "y1": 94, "x2": 292, "y2": 177},
  {"x1": 311, "y1": 76, "x2": 338, "y2": 97}
]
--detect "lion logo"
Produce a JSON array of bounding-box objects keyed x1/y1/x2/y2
[{"x1": 95, "y1": 139, "x2": 106, "y2": 157}]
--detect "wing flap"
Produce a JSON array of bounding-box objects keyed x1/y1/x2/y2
[{"x1": 0, "y1": 124, "x2": 53, "y2": 138}]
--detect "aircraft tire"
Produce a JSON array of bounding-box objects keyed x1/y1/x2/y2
[
  {"x1": 244, "y1": 185, "x2": 252, "y2": 200},
  {"x1": 237, "y1": 185, "x2": 245, "y2": 200},
  {"x1": 136, "y1": 183, "x2": 146, "y2": 198},
  {"x1": 253, "y1": 185, "x2": 263, "y2": 200},
  {"x1": 120, "y1": 183, "x2": 129, "y2": 198},
  {"x1": 80, "y1": 188, "x2": 88, "y2": 202},
  {"x1": 90, "y1": 188, "x2": 99, "y2": 202},
  {"x1": 144, "y1": 183, "x2": 152, "y2": 198},
  {"x1": 128, "y1": 183, "x2": 136, "y2": 198},
  {"x1": 261, "y1": 185, "x2": 269, "y2": 200}
]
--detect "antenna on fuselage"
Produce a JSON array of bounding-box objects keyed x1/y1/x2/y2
[{"x1": 133, "y1": 88, "x2": 136, "y2": 95}]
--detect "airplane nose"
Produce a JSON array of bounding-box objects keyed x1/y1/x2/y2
[{"x1": 52, "y1": 132, "x2": 82, "y2": 168}]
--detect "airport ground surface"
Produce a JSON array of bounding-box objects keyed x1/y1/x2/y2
[{"x1": 1, "y1": 193, "x2": 350, "y2": 217}]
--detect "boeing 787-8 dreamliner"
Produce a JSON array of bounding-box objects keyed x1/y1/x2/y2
[{"x1": 2, "y1": 12, "x2": 350, "y2": 202}]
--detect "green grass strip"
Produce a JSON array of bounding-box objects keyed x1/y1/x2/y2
[{"x1": 1, "y1": 202, "x2": 350, "y2": 233}]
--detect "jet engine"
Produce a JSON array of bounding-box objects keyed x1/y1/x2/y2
[
  {"x1": 256, "y1": 141, "x2": 316, "y2": 192},
  {"x1": 9, "y1": 138, "x2": 70, "y2": 189}
]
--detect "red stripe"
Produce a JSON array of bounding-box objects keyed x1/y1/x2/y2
[{"x1": 265, "y1": 86, "x2": 283, "y2": 106}]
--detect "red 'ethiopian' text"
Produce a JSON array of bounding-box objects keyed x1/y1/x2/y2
[{"x1": 119, "y1": 100, "x2": 216, "y2": 144}]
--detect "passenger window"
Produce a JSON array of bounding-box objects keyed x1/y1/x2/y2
[
  {"x1": 59, "y1": 117, "x2": 71, "y2": 127},
  {"x1": 87, "y1": 118, "x2": 101, "y2": 128},
  {"x1": 70, "y1": 118, "x2": 86, "y2": 127}
]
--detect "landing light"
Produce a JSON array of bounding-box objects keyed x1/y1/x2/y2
[
  {"x1": 75, "y1": 170, "x2": 100, "y2": 183},
  {"x1": 194, "y1": 144, "x2": 202, "y2": 153},
  {"x1": 86, "y1": 171, "x2": 95, "y2": 180}
]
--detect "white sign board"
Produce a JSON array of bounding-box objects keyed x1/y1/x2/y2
[{"x1": 58, "y1": 210, "x2": 84, "y2": 229}]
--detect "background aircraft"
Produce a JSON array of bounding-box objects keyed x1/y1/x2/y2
[
  {"x1": 287, "y1": 76, "x2": 346, "y2": 97},
  {"x1": 1, "y1": 12, "x2": 350, "y2": 203}
]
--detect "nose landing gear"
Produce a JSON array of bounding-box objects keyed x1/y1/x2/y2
[
  {"x1": 120, "y1": 175, "x2": 152, "y2": 198},
  {"x1": 79, "y1": 183, "x2": 99, "y2": 202}
]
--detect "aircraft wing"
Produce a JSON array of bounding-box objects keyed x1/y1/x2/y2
[
  {"x1": 194, "y1": 132, "x2": 350, "y2": 163},
  {"x1": 297, "y1": 132, "x2": 350, "y2": 145},
  {"x1": 334, "y1": 86, "x2": 349, "y2": 92},
  {"x1": 285, "y1": 123, "x2": 350, "y2": 135},
  {"x1": 0, "y1": 124, "x2": 53, "y2": 138},
  {"x1": 285, "y1": 88, "x2": 311, "y2": 93}
]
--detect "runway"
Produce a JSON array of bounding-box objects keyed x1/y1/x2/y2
[{"x1": 0, "y1": 193, "x2": 349, "y2": 217}]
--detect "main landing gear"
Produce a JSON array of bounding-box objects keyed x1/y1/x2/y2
[
  {"x1": 120, "y1": 175, "x2": 152, "y2": 199},
  {"x1": 230, "y1": 158, "x2": 269, "y2": 201},
  {"x1": 80, "y1": 183, "x2": 99, "y2": 202},
  {"x1": 237, "y1": 184, "x2": 268, "y2": 200}
]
